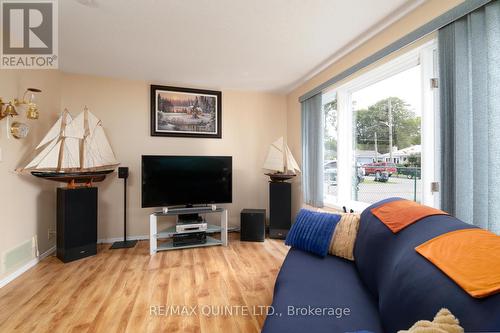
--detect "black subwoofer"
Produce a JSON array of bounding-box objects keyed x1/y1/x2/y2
[
  {"x1": 240, "y1": 209, "x2": 266, "y2": 242},
  {"x1": 57, "y1": 187, "x2": 98, "y2": 263},
  {"x1": 269, "y1": 182, "x2": 291, "y2": 239}
]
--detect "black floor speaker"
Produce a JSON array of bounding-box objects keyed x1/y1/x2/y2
[
  {"x1": 269, "y1": 182, "x2": 291, "y2": 239},
  {"x1": 57, "y1": 187, "x2": 98, "y2": 263},
  {"x1": 240, "y1": 209, "x2": 266, "y2": 242}
]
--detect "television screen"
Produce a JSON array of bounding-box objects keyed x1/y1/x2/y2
[{"x1": 141, "y1": 155, "x2": 232, "y2": 208}]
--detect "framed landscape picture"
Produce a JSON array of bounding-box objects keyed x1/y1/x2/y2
[{"x1": 150, "y1": 85, "x2": 222, "y2": 138}]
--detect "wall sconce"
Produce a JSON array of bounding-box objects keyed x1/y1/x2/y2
[
  {"x1": 0, "y1": 88, "x2": 42, "y2": 139},
  {"x1": 2, "y1": 101, "x2": 18, "y2": 118},
  {"x1": 15, "y1": 88, "x2": 42, "y2": 120},
  {"x1": 0, "y1": 88, "x2": 42, "y2": 120}
]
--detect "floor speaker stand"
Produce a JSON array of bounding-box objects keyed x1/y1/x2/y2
[{"x1": 111, "y1": 167, "x2": 137, "y2": 249}]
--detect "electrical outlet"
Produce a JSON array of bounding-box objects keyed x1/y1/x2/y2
[
  {"x1": 47, "y1": 229, "x2": 56, "y2": 240},
  {"x1": 431, "y1": 182, "x2": 440, "y2": 193},
  {"x1": 0, "y1": 147, "x2": 2, "y2": 162}
]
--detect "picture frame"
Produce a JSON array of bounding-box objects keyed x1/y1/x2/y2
[{"x1": 150, "y1": 85, "x2": 222, "y2": 138}]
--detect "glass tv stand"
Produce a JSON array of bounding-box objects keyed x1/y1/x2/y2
[{"x1": 149, "y1": 206, "x2": 228, "y2": 255}]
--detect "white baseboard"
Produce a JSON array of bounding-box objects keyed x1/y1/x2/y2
[
  {"x1": 0, "y1": 246, "x2": 56, "y2": 289},
  {"x1": 0, "y1": 228, "x2": 239, "y2": 288},
  {"x1": 97, "y1": 235, "x2": 149, "y2": 244}
]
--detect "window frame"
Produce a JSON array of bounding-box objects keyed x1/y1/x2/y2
[{"x1": 323, "y1": 39, "x2": 439, "y2": 211}]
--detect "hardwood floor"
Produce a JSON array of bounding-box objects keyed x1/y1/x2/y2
[{"x1": 0, "y1": 234, "x2": 289, "y2": 333}]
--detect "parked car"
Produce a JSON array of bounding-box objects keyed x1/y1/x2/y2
[
  {"x1": 324, "y1": 161, "x2": 365, "y2": 186},
  {"x1": 363, "y1": 162, "x2": 397, "y2": 177},
  {"x1": 397, "y1": 166, "x2": 421, "y2": 179},
  {"x1": 324, "y1": 160, "x2": 337, "y2": 186}
]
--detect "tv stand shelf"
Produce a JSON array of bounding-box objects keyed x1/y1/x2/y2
[
  {"x1": 157, "y1": 224, "x2": 222, "y2": 238},
  {"x1": 157, "y1": 236, "x2": 222, "y2": 251},
  {"x1": 149, "y1": 206, "x2": 228, "y2": 255}
]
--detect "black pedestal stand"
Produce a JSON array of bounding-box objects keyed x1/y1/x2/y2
[{"x1": 111, "y1": 167, "x2": 137, "y2": 249}]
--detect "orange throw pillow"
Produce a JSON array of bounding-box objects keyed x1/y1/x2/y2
[
  {"x1": 416, "y1": 229, "x2": 500, "y2": 298},
  {"x1": 371, "y1": 199, "x2": 448, "y2": 233}
]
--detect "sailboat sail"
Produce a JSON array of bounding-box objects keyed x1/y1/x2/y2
[
  {"x1": 83, "y1": 125, "x2": 118, "y2": 168},
  {"x1": 86, "y1": 110, "x2": 100, "y2": 135},
  {"x1": 263, "y1": 137, "x2": 301, "y2": 174},
  {"x1": 35, "y1": 111, "x2": 72, "y2": 149},
  {"x1": 25, "y1": 137, "x2": 60, "y2": 169},
  {"x1": 285, "y1": 144, "x2": 301, "y2": 173},
  {"x1": 61, "y1": 137, "x2": 81, "y2": 169},
  {"x1": 263, "y1": 137, "x2": 285, "y2": 172},
  {"x1": 64, "y1": 111, "x2": 85, "y2": 139},
  {"x1": 37, "y1": 140, "x2": 62, "y2": 169},
  {"x1": 22, "y1": 108, "x2": 118, "y2": 173}
]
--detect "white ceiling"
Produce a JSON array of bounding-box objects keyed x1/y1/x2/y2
[{"x1": 60, "y1": 0, "x2": 423, "y2": 93}]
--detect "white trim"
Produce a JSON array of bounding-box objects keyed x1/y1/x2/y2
[
  {"x1": 432, "y1": 45, "x2": 441, "y2": 209},
  {"x1": 336, "y1": 90, "x2": 353, "y2": 201},
  {"x1": 40, "y1": 246, "x2": 55, "y2": 260},
  {"x1": 335, "y1": 42, "x2": 429, "y2": 94},
  {"x1": 0, "y1": 246, "x2": 55, "y2": 289},
  {"x1": 323, "y1": 38, "x2": 438, "y2": 208},
  {"x1": 97, "y1": 235, "x2": 149, "y2": 244},
  {"x1": 324, "y1": 200, "x2": 370, "y2": 213},
  {"x1": 419, "y1": 40, "x2": 439, "y2": 207},
  {"x1": 286, "y1": 0, "x2": 426, "y2": 93}
]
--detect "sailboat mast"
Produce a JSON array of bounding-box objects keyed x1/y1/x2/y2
[
  {"x1": 56, "y1": 111, "x2": 68, "y2": 171},
  {"x1": 79, "y1": 108, "x2": 89, "y2": 170},
  {"x1": 282, "y1": 140, "x2": 288, "y2": 173}
]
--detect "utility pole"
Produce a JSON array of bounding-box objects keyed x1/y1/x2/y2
[
  {"x1": 388, "y1": 98, "x2": 393, "y2": 163},
  {"x1": 374, "y1": 131, "x2": 378, "y2": 162}
]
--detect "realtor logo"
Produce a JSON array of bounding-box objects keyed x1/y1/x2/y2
[{"x1": 1, "y1": 0, "x2": 58, "y2": 69}]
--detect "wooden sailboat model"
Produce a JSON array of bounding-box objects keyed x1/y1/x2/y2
[
  {"x1": 263, "y1": 137, "x2": 301, "y2": 182},
  {"x1": 20, "y1": 107, "x2": 119, "y2": 185}
]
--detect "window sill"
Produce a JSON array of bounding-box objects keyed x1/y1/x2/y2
[{"x1": 323, "y1": 199, "x2": 371, "y2": 213}]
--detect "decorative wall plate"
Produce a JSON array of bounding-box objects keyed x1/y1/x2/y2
[{"x1": 11, "y1": 122, "x2": 30, "y2": 139}]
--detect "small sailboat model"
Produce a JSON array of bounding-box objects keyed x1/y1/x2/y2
[
  {"x1": 263, "y1": 137, "x2": 301, "y2": 182},
  {"x1": 20, "y1": 107, "x2": 119, "y2": 186}
]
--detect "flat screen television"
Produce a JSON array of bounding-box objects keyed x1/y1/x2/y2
[{"x1": 141, "y1": 155, "x2": 232, "y2": 208}]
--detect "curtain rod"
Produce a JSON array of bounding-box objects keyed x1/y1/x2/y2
[{"x1": 299, "y1": 0, "x2": 493, "y2": 103}]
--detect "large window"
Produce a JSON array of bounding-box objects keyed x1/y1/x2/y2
[
  {"x1": 352, "y1": 66, "x2": 422, "y2": 203},
  {"x1": 323, "y1": 40, "x2": 439, "y2": 210}
]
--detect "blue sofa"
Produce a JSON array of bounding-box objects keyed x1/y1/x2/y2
[{"x1": 262, "y1": 198, "x2": 500, "y2": 333}]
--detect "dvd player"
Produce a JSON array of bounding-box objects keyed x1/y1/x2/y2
[
  {"x1": 176, "y1": 222, "x2": 207, "y2": 233},
  {"x1": 173, "y1": 232, "x2": 206, "y2": 247}
]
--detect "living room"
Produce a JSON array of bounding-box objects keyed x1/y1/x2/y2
[{"x1": 0, "y1": 0, "x2": 499, "y2": 332}]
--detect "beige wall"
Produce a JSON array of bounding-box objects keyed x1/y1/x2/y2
[
  {"x1": 60, "y1": 73, "x2": 287, "y2": 240},
  {"x1": 0, "y1": 70, "x2": 286, "y2": 279},
  {"x1": 0, "y1": 71, "x2": 286, "y2": 281},
  {"x1": 286, "y1": 0, "x2": 464, "y2": 217},
  {"x1": 0, "y1": 70, "x2": 62, "y2": 281}
]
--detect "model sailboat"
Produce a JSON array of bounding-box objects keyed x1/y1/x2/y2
[
  {"x1": 263, "y1": 137, "x2": 301, "y2": 182},
  {"x1": 20, "y1": 107, "x2": 119, "y2": 185}
]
